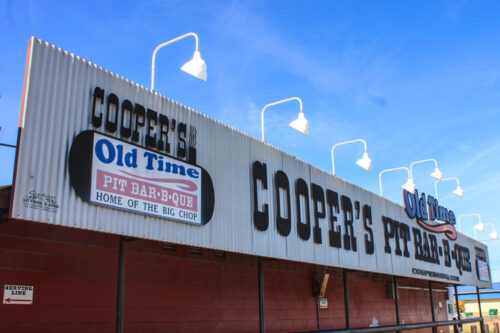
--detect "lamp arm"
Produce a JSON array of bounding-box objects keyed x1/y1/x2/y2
[
  {"x1": 457, "y1": 213, "x2": 481, "y2": 233},
  {"x1": 485, "y1": 223, "x2": 497, "y2": 232},
  {"x1": 434, "y1": 181, "x2": 439, "y2": 200},
  {"x1": 331, "y1": 139, "x2": 368, "y2": 176},
  {"x1": 441, "y1": 177, "x2": 460, "y2": 187},
  {"x1": 261, "y1": 97, "x2": 303, "y2": 142},
  {"x1": 409, "y1": 158, "x2": 438, "y2": 179},
  {"x1": 331, "y1": 146, "x2": 335, "y2": 175},
  {"x1": 332, "y1": 139, "x2": 368, "y2": 152},
  {"x1": 378, "y1": 166, "x2": 410, "y2": 196},
  {"x1": 151, "y1": 32, "x2": 199, "y2": 89}
]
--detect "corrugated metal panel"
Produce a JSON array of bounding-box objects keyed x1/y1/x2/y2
[{"x1": 11, "y1": 38, "x2": 492, "y2": 288}]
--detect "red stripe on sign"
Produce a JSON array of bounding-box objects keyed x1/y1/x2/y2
[
  {"x1": 119, "y1": 170, "x2": 198, "y2": 192},
  {"x1": 5, "y1": 298, "x2": 32, "y2": 303},
  {"x1": 416, "y1": 219, "x2": 457, "y2": 241},
  {"x1": 96, "y1": 170, "x2": 198, "y2": 211}
]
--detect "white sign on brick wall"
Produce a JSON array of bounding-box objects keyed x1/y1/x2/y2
[{"x1": 3, "y1": 285, "x2": 34, "y2": 305}]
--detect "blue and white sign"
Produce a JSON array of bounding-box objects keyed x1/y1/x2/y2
[{"x1": 68, "y1": 131, "x2": 214, "y2": 226}]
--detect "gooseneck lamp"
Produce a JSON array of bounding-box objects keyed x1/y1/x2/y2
[
  {"x1": 379, "y1": 167, "x2": 415, "y2": 196},
  {"x1": 457, "y1": 213, "x2": 482, "y2": 233},
  {"x1": 434, "y1": 177, "x2": 463, "y2": 200},
  {"x1": 260, "y1": 97, "x2": 308, "y2": 142},
  {"x1": 486, "y1": 223, "x2": 499, "y2": 240},
  {"x1": 151, "y1": 32, "x2": 207, "y2": 90},
  {"x1": 331, "y1": 139, "x2": 372, "y2": 176},
  {"x1": 473, "y1": 221, "x2": 498, "y2": 240},
  {"x1": 409, "y1": 158, "x2": 443, "y2": 182}
]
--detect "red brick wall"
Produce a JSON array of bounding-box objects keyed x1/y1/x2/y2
[{"x1": 0, "y1": 220, "x2": 449, "y2": 332}]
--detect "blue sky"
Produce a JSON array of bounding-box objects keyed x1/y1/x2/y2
[{"x1": 1, "y1": 0, "x2": 500, "y2": 281}]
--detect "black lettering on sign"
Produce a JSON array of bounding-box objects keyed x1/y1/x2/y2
[
  {"x1": 362, "y1": 205, "x2": 374, "y2": 255},
  {"x1": 383, "y1": 218, "x2": 410, "y2": 257},
  {"x1": 354, "y1": 201, "x2": 360, "y2": 219},
  {"x1": 89, "y1": 87, "x2": 197, "y2": 162},
  {"x1": 341, "y1": 195, "x2": 357, "y2": 251},
  {"x1": 158, "y1": 114, "x2": 170, "y2": 153},
  {"x1": 188, "y1": 125, "x2": 197, "y2": 164},
  {"x1": 429, "y1": 234, "x2": 440, "y2": 265},
  {"x1": 393, "y1": 220, "x2": 402, "y2": 256},
  {"x1": 422, "y1": 232, "x2": 431, "y2": 262},
  {"x1": 462, "y1": 247, "x2": 471, "y2": 272},
  {"x1": 177, "y1": 122, "x2": 187, "y2": 159},
  {"x1": 326, "y1": 190, "x2": 341, "y2": 248},
  {"x1": 145, "y1": 109, "x2": 158, "y2": 148},
  {"x1": 92, "y1": 87, "x2": 104, "y2": 128},
  {"x1": 311, "y1": 183, "x2": 325, "y2": 244},
  {"x1": 453, "y1": 244, "x2": 471, "y2": 275},
  {"x1": 132, "y1": 103, "x2": 145, "y2": 142},
  {"x1": 252, "y1": 161, "x2": 269, "y2": 231},
  {"x1": 274, "y1": 171, "x2": 291, "y2": 237},
  {"x1": 383, "y1": 216, "x2": 394, "y2": 254},
  {"x1": 412, "y1": 227, "x2": 423, "y2": 260},
  {"x1": 399, "y1": 222, "x2": 411, "y2": 258},
  {"x1": 105, "y1": 93, "x2": 119, "y2": 133},
  {"x1": 412, "y1": 229, "x2": 441, "y2": 265},
  {"x1": 120, "y1": 100, "x2": 133, "y2": 138},
  {"x1": 442, "y1": 239, "x2": 451, "y2": 267},
  {"x1": 295, "y1": 178, "x2": 311, "y2": 241}
]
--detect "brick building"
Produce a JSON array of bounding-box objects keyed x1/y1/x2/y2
[{"x1": 0, "y1": 37, "x2": 492, "y2": 333}]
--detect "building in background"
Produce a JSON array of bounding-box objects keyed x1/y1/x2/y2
[{"x1": 457, "y1": 283, "x2": 500, "y2": 317}]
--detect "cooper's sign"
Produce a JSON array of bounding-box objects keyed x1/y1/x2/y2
[
  {"x1": 90, "y1": 86, "x2": 198, "y2": 164},
  {"x1": 68, "y1": 85, "x2": 215, "y2": 225},
  {"x1": 251, "y1": 160, "x2": 481, "y2": 282},
  {"x1": 251, "y1": 161, "x2": 373, "y2": 253},
  {"x1": 11, "y1": 38, "x2": 492, "y2": 288},
  {"x1": 69, "y1": 131, "x2": 214, "y2": 225}
]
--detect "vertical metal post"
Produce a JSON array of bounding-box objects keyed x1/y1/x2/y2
[
  {"x1": 393, "y1": 276, "x2": 401, "y2": 330},
  {"x1": 455, "y1": 285, "x2": 461, "y2": 320},
  {"x1": 477, "y1": 287, "x2": 485, "y2": 333},
  {"x1": 454, "y1": 285, "x2": 461, "y2": 333},
  {"x1": 258, "y1": 257, "x2": 265, "y2": 333},
  {"x1": 316, "y1": 296, "x2": 321, "y2": 331},
  {"x1": 116, "y1": 236, "x2": 126, "y2": 333},
  {"x1": 429, "y1": 281, "x2": 437, "y2": 333},
  {"x1": 343, "y1": 270, "x2": 351, "y2": 329}
]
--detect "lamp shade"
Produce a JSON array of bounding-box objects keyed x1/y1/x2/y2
[
  {"x1": 490, "y1": 230, "x2": 498, "y2": 240},
  {"x1": 355, "y1": 152, "x2": 372, "y2": 171},
  {"x1": 180, "y1": 51, "x2": 207, "y2": 81},
  {"x1": 289, "y1": 112, "x2": 309, "y2": 136},
  {"x1": 475, "y1": 221, "x2": 485, "y2": 232},
  {"x1": 430, "y1": 167, "x2": 442, "y2": 181},
  {"x1": 453, "y1": 185, "x2": 464, "y2": 198},
  {"x1": 402, "y1": 178, "x2": 416, "y2": 194}
]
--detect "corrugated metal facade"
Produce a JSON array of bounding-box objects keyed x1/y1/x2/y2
[{"x1": 10, "y1": 38, "x2": 492, "y2": 288}]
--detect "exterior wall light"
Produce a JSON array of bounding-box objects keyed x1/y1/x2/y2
[
  {"x1": 379, "y1": 167, "x2": 415, "y2": 196},
  {"x1": 331, "y1": 139, "x2": 372, "y2": 176},
  {"x1": 458, "y1": 213, "x2": 482, "y2": 233},
  {"x1": 151, "y1": 32, "x2": 207, "y2": 90},
  {"x1": 434, "y1": 177, "x2": 463, "y2": 199},
  {"x1": 402, "y1": 177, "x2": 416, "y2": 194},
  {"x1": 409, "y1": 159, "x2": 443, "y2": 182},
  {"x1": 473, "y1": 221, "x2": 497, "y2": 240},
  {"x1": 260, "y1": 97, "x2": 308, "y2": 142},
  {"x1": 475, "y1": 220, "x2": 485, "y2": 232},
  {"x1": 486, "y1": 223, "x2": 498, "y2": 240}
]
